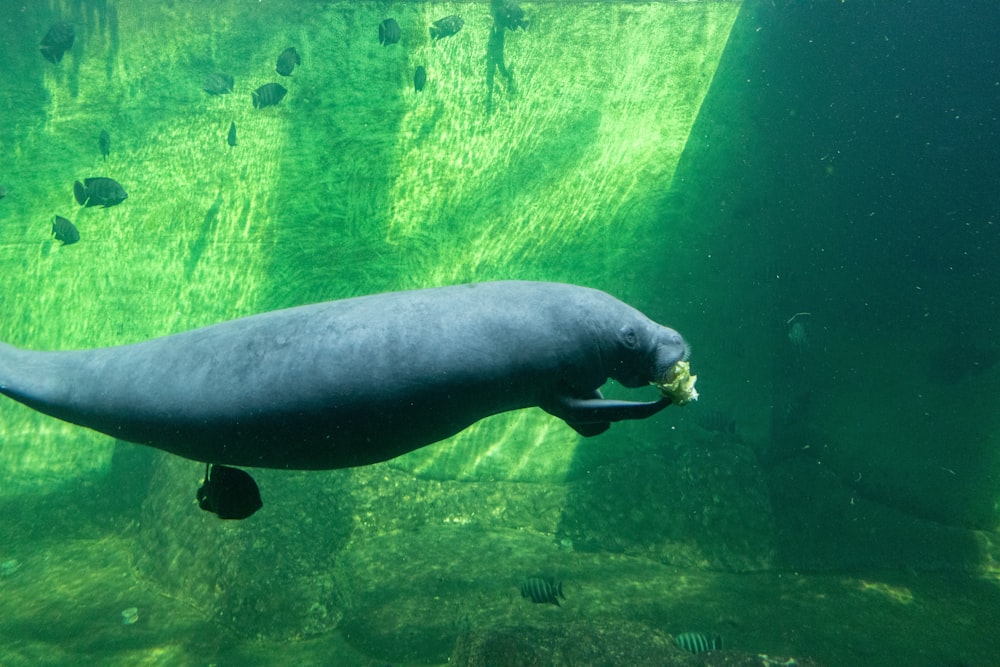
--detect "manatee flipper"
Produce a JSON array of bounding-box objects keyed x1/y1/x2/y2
[{"x1": 543, "y1": 390, "x2": 672, "y2": 437}]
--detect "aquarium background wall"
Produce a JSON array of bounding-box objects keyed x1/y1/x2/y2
[{"x1": 2, "y1": 1, "x2": 1000, "y2": 666}]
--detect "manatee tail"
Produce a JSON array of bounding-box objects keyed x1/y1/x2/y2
[{"x1": 0, "y1": 341, "x2": 19, "y2": 398}]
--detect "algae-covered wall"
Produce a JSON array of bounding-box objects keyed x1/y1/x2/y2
[
  {"x1": 0, "y1": 0, "x2": 744, "y2": 491},
  {"x1": 0, "y1": 0, "x2": 761, "y2": 644}
]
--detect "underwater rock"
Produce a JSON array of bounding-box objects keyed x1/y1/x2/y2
[
  {"x1": 453, "y1": 622, "x2": 818, "y2": 667},
  {"x1": 40, "y1": 22, "x2": 74, "y2": 63},
  {"x1": 52, "y1": 216, "x2": 80, "y2": 245},
  {"x1": 276, "y1": 47, "x2": 300, "y2": 76},
  {"x1": 379, "y1": 18, "x2": 401, "y2": 46},
  {"x1": 252, "y1": 83, "x2": 287, "y2": 109},
  {"x1": 203, "y1": 72, "x2": 234, "y2": 95},
  {"x1": 453, "y1": 621, "x2": 687, "y2": 666},
  {"x1": 74, "y1": 177, "x2": 128, "y2": 207},
  {"x1": 558, "y1": 442, "x2": 775, "y2": 571},
  {"x1": 520, "y1": 577, "x2": 564, "y2": 606},
  {"x1": 414, "y1": 65, "x2": 427, "y2": 92},
  {"x1": 136, "y1": 455, "x2": 352, "y2": 641},
  {"x1": 99, "y1": 130, "x2": 110, "y2": 160},
  {"x1": 430, "y1": 15, "x2": 464, "y2": 40},
  {"x1": 227, "y1": 121, "x2": 237, "y2": 147},
  {"x1": 674, "y1": 632, "x2": 722, "y2": 654}
]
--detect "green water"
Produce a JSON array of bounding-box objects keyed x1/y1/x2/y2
[{"x1": 2, "y1": 1, "x2": 1000, "y2": 665}]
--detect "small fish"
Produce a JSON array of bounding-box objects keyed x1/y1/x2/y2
[
  {"x1": 276, "y1": 47, "x2": 300, "y2": 76},
  {"x1": 197, "y1": 463, "x2": 263, "y2": 520},
  {"x1": 673, "y1": 632, "x2": 722, "y2": 655},
  {"x1": 520, "y1": 577, "x2": 564, "y2": 606},
  {"x1": 0, "y1": 187, "x2": 6, "y2": 200},
  {"x1": 120, "y1": 607, "x2": 139, "y2": 625},
  {"x1": 74, "y1": 177, "x2": 128, "y2": 208},
  {"x1": 203, "y1": 72, "x2": 234, "y2": 95},
  {"x1": 99, "y1": 130, "x2": 110, "y2": 160},
  {"x1": 414, "y1": 65, "x2": 427, "y2": 92},
  {"x1": 379, "y1": 18, "x2": 401, "y2": 46},
  {"x1": 252, "y1": 83, "x2": 287, "y2": 109},
  {"x1": 430, "y1": 15, "x2": 464, "y2": 40},
  {"x1": 52, "y1": 216, "x2": 80, "y2": 245},
  {"x1": 227, "y1": 121, "x2": 237, "y2": 147},
  {"x1": 40, "y1": 22, "x2": 74, "y2": 64}
]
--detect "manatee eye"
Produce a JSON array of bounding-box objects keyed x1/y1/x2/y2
[{"x1": 620, "y1": 326, "x2": 639, "y2": 349}]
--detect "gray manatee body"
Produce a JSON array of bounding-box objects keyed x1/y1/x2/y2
[{"x1": 0, "y1": 282, "x2": 688, "y2": 470}]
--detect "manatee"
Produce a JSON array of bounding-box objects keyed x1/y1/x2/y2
[{"x1": 0, "y1": 282, "x2": 691, "y2": 471}]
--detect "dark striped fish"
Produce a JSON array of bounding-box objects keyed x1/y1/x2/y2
[
  {"x1": 379, "y1": 18, "x2": 401, "y2": 46},
  {"x1": 52, "y1": 216, "x2": 80, "y2": 245},
  {"x1": 40, "y1": 22, "x2": 74, "y2": 64},
  {"x1": 429, "y1": 15, "x2": 463, "y2": 40},
  {"x1": 74, "y1": 177, "x2": 127, "y2": 208},
  {"x1": 695, "y1": 408, "x2": 737, "y2": 436},
  {"x1": 495, "y1": 1, "x2": 528, "y2": 32},
  {"x1": 673, "y1": 632, "x2": 722, "y2": 654},
  {"x1": 520, "y1": 577, "x2": 564, "y2": 606},
  {"x1": 276, "y1": 47, "x2": 300, "y2": 76},
  {"x1": 203, "y1": 72, "x2": 234, "y2": 95},
  {"x1": 197, "y1": 463, "x2": 263, "y2": 520},
  {"x1": 252, "y1": 83, "x2": 287, "y2": 109}
]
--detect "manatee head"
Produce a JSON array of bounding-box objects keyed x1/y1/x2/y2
[{"x1": 609, "y1": 319, "x2": 689, "y2": 388}]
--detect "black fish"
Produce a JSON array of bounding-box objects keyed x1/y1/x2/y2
[
  {"x1": 74, "y1": 177, "x2": 128, "y2": 208},
  {"x1": 430, "y1": 15, "x2": 464, "y2": 40},
  {"x1": 379, "y1": 18, "x2": 401, "y2": 46},
  {"x1": 414, "y1": 65, "x2": 427, "y2": 92},
  {"x1": 673, "y1": 632, "x2": 722, "y2": 655},
  {"x1": 252, "y1": 83, "x2": 287, "y2": 109},
  {"x1": 40, "y1": 22, "x2": 74, "y2": 64},
  {"x1": 51, "y1": 216, "x2": 80, "y2": 245},
  {"x1": 203, "y1": 72, "x2": 234, "y2": 95},
  {"x1": 520, "y1": 577, "x2": 564, "y2": 606},
  {"x1": 494, "y1": 1, "x2": 529, "y2": 31},
  {"x1": 197, "y1": 463, "x2": 263, "y2": 520},
  {"x1": 99, "y1": 130, "x2": 110, "y2": 160},
  {"x1": 276, "y1": 47, "x2": 300, "y2": 76},
  {"x1": 227, "y1": 121, "x2": 237, "y2": 147}
]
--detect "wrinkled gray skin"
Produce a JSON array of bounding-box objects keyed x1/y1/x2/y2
[{"x1": 0, "y1": 282, "x2": 689, "y2": 470}]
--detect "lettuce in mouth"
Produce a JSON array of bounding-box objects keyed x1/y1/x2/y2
[{"x1": 653, "y1": 360, "x2": 698, "y2": 405}]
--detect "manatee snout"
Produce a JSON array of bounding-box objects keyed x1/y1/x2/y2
[{"x1": 652, "y1": 328, "x2": 690, "y2": 384}]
